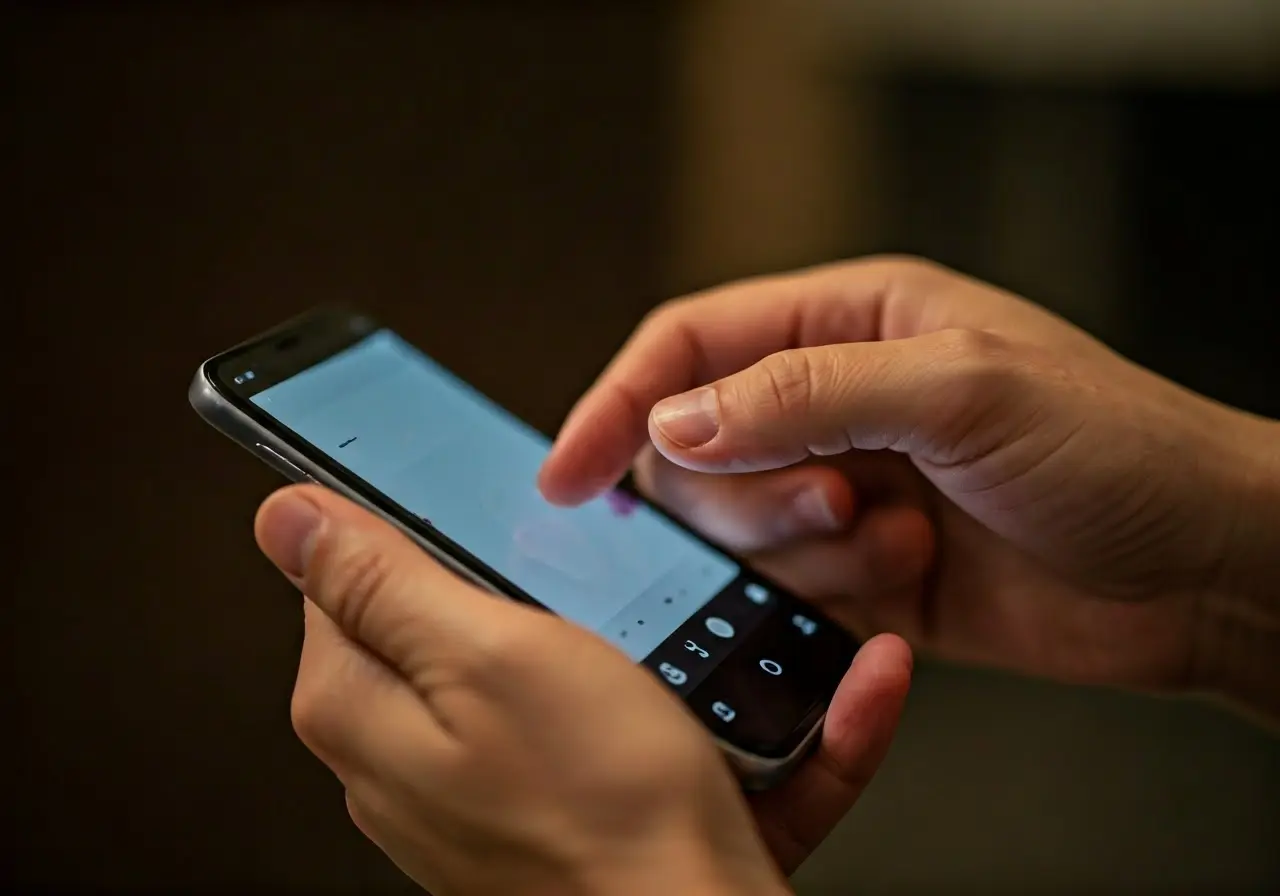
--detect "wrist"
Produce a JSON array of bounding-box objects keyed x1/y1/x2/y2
[
  {"x1": 1192, "y1": 412, "x2": 1280, "y2": 723},
  {"x1": 581, "y1": 866, "x2": 790, "y2": 896},
  {"x1": 571, "y1": 839, "x2": 791, "y2": 896}
]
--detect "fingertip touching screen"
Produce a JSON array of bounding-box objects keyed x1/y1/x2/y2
[{"x1": 250, "y1": 330, "x2": 742, "y2": 664}]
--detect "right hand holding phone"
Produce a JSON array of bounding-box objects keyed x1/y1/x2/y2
[{"x1": 540, "y1": 256, "x2": 1280, "y2": 718}]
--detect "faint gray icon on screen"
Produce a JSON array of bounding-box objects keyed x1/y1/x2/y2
[
  {"x1": 759, "y1": 658, "x2": 783, "y2": 676},
  {"x1": 711, "y1": 701, "x2": 736, "y2": 723},
  {"x1": 744, "y1": 583, "x2": 770, "y2": 605},
  {"x1": 658, "y1": 663, "x2": 687, "y2": 686},
  {"x1": 704, "y1": 617, "x2": 735, "y2": 639},
  {"x1": 791, "y1": 614, "x2": 817, "y2": 636},
  {"x1": 684, "y1": 640, "x2": 709, "y2": 659}
]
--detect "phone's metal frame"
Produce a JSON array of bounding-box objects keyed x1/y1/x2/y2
[{"x1": 191, "y1": 363, "x2": 824, "y2": 790}]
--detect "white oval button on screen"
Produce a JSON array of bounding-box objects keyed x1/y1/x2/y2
[
  {"x1": 759, "y1": 658, "x2": 782, "y2": 676},
  {"x1": 704, "y1": 617, "x2": 735, "y2": 639}
]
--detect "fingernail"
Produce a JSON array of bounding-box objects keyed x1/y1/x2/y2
[
  {"x1": 792, "y1": 486, "x2": 840, "y2": 533},
  {"x1": 260, "y1": 494, "x2": 324, "y2": 577},
  {"x1": 651, "y1": 388, "x2": 720, "y2": 448}
]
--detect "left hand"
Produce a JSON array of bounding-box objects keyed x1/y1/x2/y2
[{"x1": 254, "y1": 484, "x2": 912, "y2": 895}]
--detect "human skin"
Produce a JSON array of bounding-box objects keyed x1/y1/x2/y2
[
  {"x1": 539, "y1": 256, "x2": 1280, "y2": 722},
  {"x1": 251, "y1": 255, "x2": 1279, "y2": 895},
  {"x1": 254, "y1": 485, "x2": 910, "y2": 895}
]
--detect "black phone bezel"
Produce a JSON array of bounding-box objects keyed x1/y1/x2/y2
[{"x1": 204, "y1": 306, "x2": 859, "y2": 761}]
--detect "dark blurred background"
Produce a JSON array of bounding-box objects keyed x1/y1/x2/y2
[{"x1": 6, "y1": 3, "x2": 1279, "y2": 893}]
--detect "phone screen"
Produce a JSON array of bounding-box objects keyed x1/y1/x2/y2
[
  {"x1": 250, "y1": 329, "x2": 741, "y2": 665},
  {"x1": 212, "y1": 314, "x2": 857, "y2": 762}
]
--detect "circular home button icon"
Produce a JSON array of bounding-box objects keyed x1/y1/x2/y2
[{"x1": 759, "y1": 658, "x2": 783, "y2": 676}]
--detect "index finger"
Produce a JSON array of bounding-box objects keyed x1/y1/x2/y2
[{"x1": 537, "y1": 260, "x2": 901, "y2": 505}]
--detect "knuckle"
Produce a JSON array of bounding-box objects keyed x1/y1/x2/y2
[
  {"x1": 859, "y1": 253, "x2": 947, "y2": 284},
  {"x1": 344, "y1": 790, "x2": 365, "y2": 828},
  {"x1": 309, "y1": 535, "x2": 396, "y2": 641},
  {"x1": 345, "y1": 787, "x2": 395, "y2": 842},
  {"x1": 938, "y1": 327, "x2": 1015, "y2": 372},
  {"x1": 345, "y1": 789, "x2": 374, "y2": 831},
  {"x1": 929, "y1": 328, "x2": 1026, "y2": 423},
  {"x1": 637, "y1": 296, "x2": 690, "y2": 337},
  {"x1": 290, "y1": 674, "x2": 344, "y2": 754},
  {"x1": 751, "y1": 350, "x2": 817, "y2": 419}
]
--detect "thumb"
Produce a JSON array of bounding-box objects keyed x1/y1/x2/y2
[
  {"x1": 255, "y1": 485, "x2": 506, "y2": 685},
  {"x1": 647, "y1": 328, "x2": 1021, "y2": 474}
]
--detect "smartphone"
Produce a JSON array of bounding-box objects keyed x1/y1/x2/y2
[{"x1": 190, "y1": 307, "x2": 859, "y2": 789}]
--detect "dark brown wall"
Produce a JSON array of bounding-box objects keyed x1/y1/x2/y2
[{"x1": 8, "y1": 6, "x2": 668, "y2": 890}]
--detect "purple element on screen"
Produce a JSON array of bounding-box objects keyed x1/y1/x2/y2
[{"x1": 604, "y1": 489, "x2": 639, "y2": 518}]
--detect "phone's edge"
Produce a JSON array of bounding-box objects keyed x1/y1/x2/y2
[
  {"x1": 189, "y1": 364, "x2": 501, "y2": 595},
  {"x1": 190, "y1": 362, "x2": 820, "y2": 790}
]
